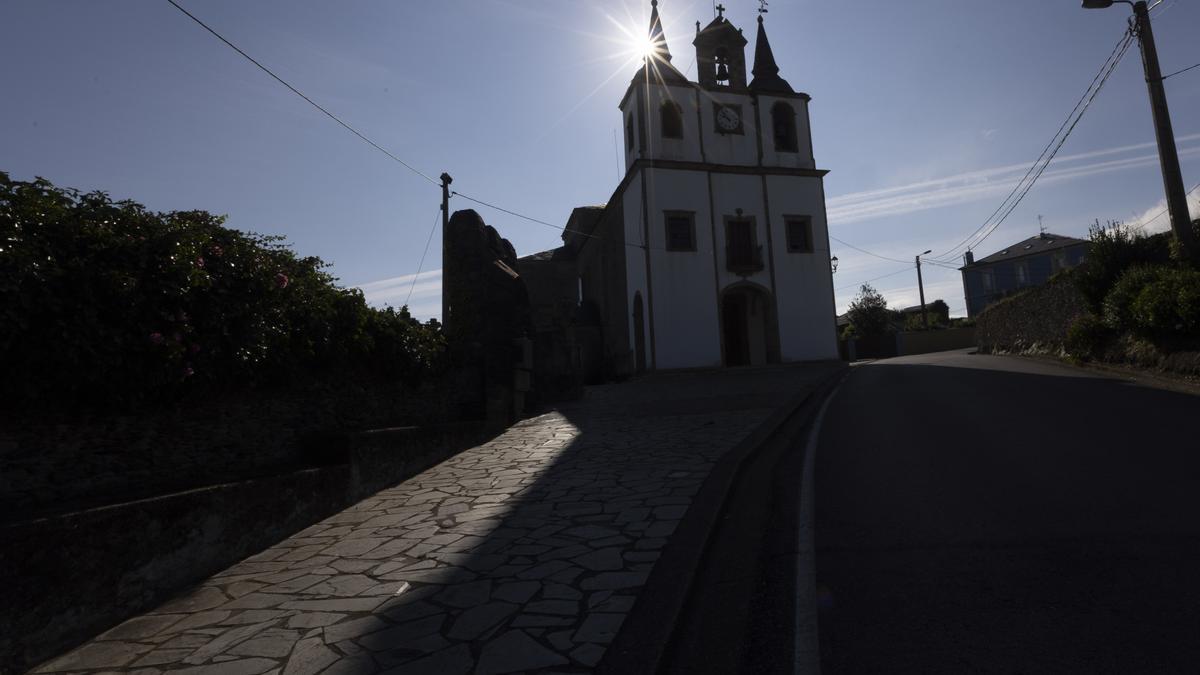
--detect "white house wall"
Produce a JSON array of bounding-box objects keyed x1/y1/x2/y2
[
  {"x1": 643, "y1": 168, "x2": 722, "y2": 369},
  {"x1": 622, "y1": 178, "x2": 649, "y2": 363},
  {"x1": 766, "y1": 175, "x2": 838, "y2": 360}
]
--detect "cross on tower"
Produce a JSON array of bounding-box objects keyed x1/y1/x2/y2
[
  {"x1": 758, "y1": 0, "x2": 769, "y2": 14},
  {"x1": 715, "y1": 3, "x2": 726, "y2": 18}
]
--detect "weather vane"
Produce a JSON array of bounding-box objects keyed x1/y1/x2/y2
[{"x1": 758, "y1": 0, "x2": 769, "y2": 14}]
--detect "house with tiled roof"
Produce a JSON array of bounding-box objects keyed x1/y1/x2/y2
[{"x1": 958, "y1": 232, "x2": 1089, "y2": 317}]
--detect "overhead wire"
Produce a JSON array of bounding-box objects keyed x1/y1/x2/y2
[
  {"x1": 1129, "y1": 182, "x2": 1200, "y2": 232},
  {"x1": 931, "y1": 28, "x2": 1134, "y2": 263},
  {"x1": 405, "y1": 205, "x2": 445, "y2": 308},
  {"x1": 1161, "y1": 62, "x2": 1200, "y2": 81},
  {"x1": 829, "y1": 236, "x2": 912, "y2": 265},
  {"x1": 962, "y1": 31, "x2": 1136, "y2": 255},
  {"x1": 835, "y1": 265, "x2": 913, "y2": 293},
  {"x1": 163, "y1": 0, "x2": 439, "y2": 186}
]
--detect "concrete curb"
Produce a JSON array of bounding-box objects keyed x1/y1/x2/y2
[{"x1": 597, "y1": 363, "x2": 848, "y2": 675}]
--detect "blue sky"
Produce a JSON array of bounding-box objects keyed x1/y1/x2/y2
[{"x1": 3, "y1": 0, "x2": 1198, "y2": 319}]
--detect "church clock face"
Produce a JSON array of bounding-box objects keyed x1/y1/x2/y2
[{"x1": 715, "y1": 104, "x2": 742, "y2": 134}]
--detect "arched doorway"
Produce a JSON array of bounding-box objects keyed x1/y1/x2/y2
[
  {"x1": 633, "y1": 292, "x2": 647, "y2": 373},
  {"x1": 721, "y1": 285, "x2": 778, "y2": 367}
]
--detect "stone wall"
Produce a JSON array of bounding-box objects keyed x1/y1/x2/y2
[
  {"x1": 0, "y1": 422, "x2": 490, "y2": 675},
  {"x1": 0, "y1": 377, "x2": 454, "y2": 521},
  {"x1": 443, "y1": 209, "x2": 533, "y2": 426},
  {"x1": 976, "y1": 273, "x2": 1089, "y2": 354}
]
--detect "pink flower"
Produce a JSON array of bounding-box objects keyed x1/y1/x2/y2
[
  {"x1": 182, "y1": 365, "x2": 194, "y2": 378},
  {"x1": 209, "y1": 244, "x2": 223, "y2": 257},
  {"x1": 148, "y1": 332, "x2": 164, "y2": 345},
  {"x1": 195, "y1": 256, "x2": 205, "y2": 269},
  {"x1": 275, "y1": 272, "x2": 289, "y2": 289}
]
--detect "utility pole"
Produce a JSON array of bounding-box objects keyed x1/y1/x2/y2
[
  {"x1": 440, "y1": 172, "x2": 453, "y2": 331},
  {"x1": 1132, "y1": 0, "x2": 1196, "y2": 258},
  {"x1": 916, "y1": 249, "x2": 932, "y2": 329}
]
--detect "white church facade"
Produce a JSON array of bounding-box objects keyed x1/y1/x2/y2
[{"x1": 520, "y1": 2, "x2": 838, "y2": 374}]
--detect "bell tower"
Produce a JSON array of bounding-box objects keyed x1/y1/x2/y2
[{"x1": 693, "y1": 5, "x2": 748, "y2": 89}]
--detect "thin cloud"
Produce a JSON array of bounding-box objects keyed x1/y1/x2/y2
[
  {"x1": 1128, "y1": 191, "x2": 1200, "y2": 234},
  {"x1": 828, "y1": 133, "x2": 1200, "y2": 226},
  {"x1": 354, "y1": 269, "x2": 442, "y2": 309}
]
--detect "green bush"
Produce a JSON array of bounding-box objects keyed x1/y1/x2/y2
[
  {"x1": 1074, "y1": 221, "x2": 1171, "y2": 312},
  {"x1": 0, "y1": 172, "x2": 444, "y2": 412},
  {"x1": 1064, "y1": 313, "x2": 1110, "y2": 360},
  {"x1": 1102, "y1": 265, "x2": 1159, "y2": 332},
  {"x1": 1130, "y1": 267, "x2": 1200, "y2": 337},
  {"x1": 1102, "y1": 264, "x2": 1200, "y2": 339}
]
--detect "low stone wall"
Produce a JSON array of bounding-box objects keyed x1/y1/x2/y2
[
  {"x1": 0, "y1": 378, "x2": 453, "y2": 521},
  {"x1": 0, "y1": 421, "x2": 489, "y2": 675},
  {"x1": 976, "y1": 274, "x2": 1088, "y2": 354}
]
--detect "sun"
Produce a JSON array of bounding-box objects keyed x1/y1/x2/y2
[{"x1": 638, "y1": 35, "x2": 659, "y2": 60}]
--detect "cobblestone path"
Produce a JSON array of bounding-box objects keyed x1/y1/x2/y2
[{"x1": 32, "y1": 367, "x2": 828, "y2": 674}]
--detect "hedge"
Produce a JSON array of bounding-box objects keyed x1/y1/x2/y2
[{"x1": 0, "y1": 172, "x2": 444, "y2": 413}]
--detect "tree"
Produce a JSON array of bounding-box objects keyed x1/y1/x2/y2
[{"x1": 846, "y1": 284, "x2": 892, "y2": 337}]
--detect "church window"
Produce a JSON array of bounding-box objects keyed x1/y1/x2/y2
[
  {"x1": 661, "y1": 101, "x2": 684, "y2": 139},
  {"x1": 725, "y1": 217, "x2": 762, "y2": 274},
  {"x1": 626, "y1": 114, "x2": 635, "y2": 150},
  {"x1": 785, "y1": 216, "x2": 813, "y2": 253},
  {"x1": 664, "y1": 211, "x2": 696, "y2": 251},
  {"x1": 772, "y1": 102, "x2": 799, "y2": 153}
]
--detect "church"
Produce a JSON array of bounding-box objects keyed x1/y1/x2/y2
[{"x1": 520, "y1": 1, "x2": 838, "y2": 376}]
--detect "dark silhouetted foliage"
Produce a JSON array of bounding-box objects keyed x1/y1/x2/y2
[
  {"x1": 846, "y1": 284, "x2": 892, "y2": 338},
  {"x1": 0, "y1": 172, "x2": 444, "y2": 413},
  {"x1": 1064, "y1": 313, "x2": 1110, "y2": 361}
]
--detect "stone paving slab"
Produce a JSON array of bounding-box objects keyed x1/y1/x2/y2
[{"x1": 30, "y1": 366, "x2": 831, "y2": 674}]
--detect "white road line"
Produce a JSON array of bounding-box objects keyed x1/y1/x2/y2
[{"x1": 795, "y1": 380, "x2": 843, "y2": 675}]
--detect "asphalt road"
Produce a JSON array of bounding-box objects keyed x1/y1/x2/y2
[{"x1": 814, "y1": 350, "x2": 1200, "y2": 674}]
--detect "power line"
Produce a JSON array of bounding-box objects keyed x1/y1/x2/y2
[
  {"x1": 932, "y1": 29, "x2": 1134, "y2": 263},
  {"x1": 836, "y1": 265, "x2": 913, "y2": 292},
  {"x1": 1130, "y1": 181, "x2": 1200, "y2": 232},
  {"x1": 829, "y1": 235, "x2": 912, "y2": 264},
  {"x1": 965, "y1": 31, "x2": 1135, "y2": 255},
  {"x1": 163, "y1": 0, "x2": 439, "y2": 186},
  {"x1": 453, "y1": 190, "x2": 678, "y2": 253},
  {"x1": 405, "y1": 205, "x2": 444, "y2": 308},
  {"x1": 1162, "y1": 62, "x2": 1200, "y2": 81}
]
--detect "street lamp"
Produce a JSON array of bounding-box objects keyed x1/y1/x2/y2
[
  {"x1": 1083, "y1": 0, "x2": 1196, "y2": 258},
  {"x1": 915, "y1": 250, "x2": 932, "y2": 329},
  {"x1": 831, "y1": 256, "x2": 839, "y2": 273}
]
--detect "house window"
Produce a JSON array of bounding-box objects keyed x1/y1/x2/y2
[
  {"x1": 626, "y1": 114, "x2": 635, "y2": 150},
  {"x1": 1015, "y1": 262, "x2": 1029, "y2": 286},
  {"x1": 981, "y1": 270, "x2": 995, "y2": 292},
  {"x1": 784, "y1": 216, "x2": 813, "y2": 253},
  {"x1": 661, "y1": 101, "x2": 683, "y2": 139},
  {"x1": 1051, "y1": 251, "x2": 1068, "y2": 274},
  {"x1": 772, "y1": 102, "x2": 799, "y2": 152},
  {"x1": 664, "y1": 211, "x2": 696, "y2": 251}
]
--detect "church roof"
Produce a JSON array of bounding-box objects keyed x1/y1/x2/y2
[
  {"x1": 749, "y1": 16, "x2": 794, "y2": 94},
  {"x1": 636, "y1": 0, "x2": 690, "y2": 85},
  {"x1": 693, "y1": 15, "x2": 747, "y2": 47},
  {"x1": 648, "y1": 0, "x2": 671, "y2": 62}
]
